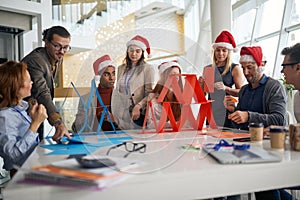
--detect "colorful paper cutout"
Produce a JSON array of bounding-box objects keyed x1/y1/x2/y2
[
  {"x1": 70, "y1": 81, "x2": 119, "y2": 134},
  {"x1": 41, "y1": 135, "x2": 133, "y2": 155},
  {"x1": 203, "y1": 66, "x2": 215, "y2": 93},
  {"x1": 41, "y1": 143, "x2": 104, "y2": 155},
  {"x1": 202, "y1": 131, "x2": 250, "y2": 139},
  {"x1": 143, "y1": 74, "x2": 217, "y2": 133}
]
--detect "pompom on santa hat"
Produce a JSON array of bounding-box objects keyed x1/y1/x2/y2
[
  {"x1": 239, "y1": 46, "x2": 263, "y2": 67},
  {"x1": 212, "y1": 30, "x2": 238, "y2": 52},
  {"x1": 158, "y1": 60, "x2": 181, "y2": 74},
  {"x1": 93, "y1": 54, "x2": 116, "y2": 75},
  {"x1": 126, "y1": 35, "x2": 151, "y2": 57}
]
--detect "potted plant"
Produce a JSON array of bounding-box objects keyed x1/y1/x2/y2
[{"x1": 279, "y1": 77, "x2": 295, "y2": 98}]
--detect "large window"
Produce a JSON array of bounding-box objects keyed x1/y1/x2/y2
[
  {"x1": 256, "y1": 0, "x2": 284, "y2": 37},
  {"x1": 291, "y1": 1, "x2": 300, "y2": 25},
  {"x1": 233, "y1": 9, "x2": 256, "y2": 44},
  {"x1": 256, "y1": 35, "x2": 280, "y2": 77}
]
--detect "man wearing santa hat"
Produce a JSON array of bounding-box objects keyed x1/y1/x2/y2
[
  {"x1": 224, "y1": 46, "x2": 287, "y2": 130},
  {"x1": 224, "y1": 46, "x2": 289, "y2": 199},
  {"x1": 72, "y1": 54, "x2": 119, "y2": 132}
]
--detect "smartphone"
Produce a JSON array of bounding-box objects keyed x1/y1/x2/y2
[
  {"x1": 233, "y1": 137, "x2": 251, "y2": 142},
  {"x1": 75, "y1": 157, "x2": 116, "y2": 168}
]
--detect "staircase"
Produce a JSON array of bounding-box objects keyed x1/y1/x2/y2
[{"x1": 51, "y1": 0, "x2": 185, "y2": 54}]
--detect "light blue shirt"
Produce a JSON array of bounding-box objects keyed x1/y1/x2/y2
[{"x1": 0, "y1": 100, "x2": 39, "y2": 170}]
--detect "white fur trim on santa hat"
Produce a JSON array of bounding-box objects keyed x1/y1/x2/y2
[
  {"x1": 158, "y1": 61, "x2": 181, "y2": 74},
  {"x1": 212, "y1": 42, "x2": 238, "y2": 53},
  {"x1": 94, "y1": 75, "x2": 100, "y2": 86},
  {"x1": 98, "y1": 60, "x2": 116, "y2": 73},
  {"x1": 126, "y1": 40, "x2": 147, "y2": 52},
  {"x1": 239, "y1": 54, "x2": 256, "y2": 63}
]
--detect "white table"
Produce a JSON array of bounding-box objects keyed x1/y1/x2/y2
[{"x1": 3, "y1": 130, "x2": 300, "y2": 200}]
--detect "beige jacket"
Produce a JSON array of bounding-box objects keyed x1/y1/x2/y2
[{"x1": 116, "y1": 63, "x2": 155, "y2": 109}]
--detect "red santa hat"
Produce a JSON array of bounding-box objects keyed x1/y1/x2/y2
[
  {"x1": 212, "y1": 30, "x2": 238, "y2": 53},
  {"x1": 239, "y1": 46, "x2": 263, "y2": 67},
  {"x1": 93, "y1": 54, "x2": 116, "y2": 75},
  {"x1": 126, "y1": 35, "x2": 151, "y2": 57},
  {"x1": 158, "y1": 60, "x2": 181, "y2": 74}
]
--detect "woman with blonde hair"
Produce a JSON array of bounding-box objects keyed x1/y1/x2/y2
[{"x1": 200, "y1": 30, "x2": 243, "y2": 128}]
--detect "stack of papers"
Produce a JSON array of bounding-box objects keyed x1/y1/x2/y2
[{"x1": 23, "y1": 156, "x2": 140, "y2": 190}]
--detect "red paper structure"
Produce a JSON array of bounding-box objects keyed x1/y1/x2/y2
[
  {"x1": 142, "y1": 74, "x2": 217, "y2": 133},
  {"x1": 203, "y1": 66, "x2": 214, "y2": 93}
]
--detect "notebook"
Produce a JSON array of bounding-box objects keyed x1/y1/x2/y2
[{"x1": 203, "y1": 145, "x2": 282, "y2": 164}]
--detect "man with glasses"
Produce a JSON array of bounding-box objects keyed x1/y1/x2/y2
[
  {"x1": 281, "y1": 43, "x2": 300, "y2": 123},
  {"x1": 22, "y1": 26, "x2": 71, "y2": 142}
]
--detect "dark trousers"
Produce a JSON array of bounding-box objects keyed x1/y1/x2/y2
[
  {"x1": 255, "y1": 189, "x2": 293, "y2": 200},
  {"x1": 133, "y1": 114, "x2": 145, "y2": 127},
  {"x1": 37, "y1": 123, "x2": 44, "y2": 141}
]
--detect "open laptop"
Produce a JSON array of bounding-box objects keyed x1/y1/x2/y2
[{"x1": 203, "y1": 145, "x2": 282, "y2": 164}]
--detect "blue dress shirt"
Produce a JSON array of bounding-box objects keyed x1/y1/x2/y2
[
  {"x1": 237, "y1": 75, "x2": 268, "y2": 130},
  {"x1": 0, "y1": 100, "x2": 39, "y2": 170}
]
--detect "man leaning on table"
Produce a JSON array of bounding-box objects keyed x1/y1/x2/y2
[
  {"x1": 21, "y1": 26, "x2": 71, "y2": 142},
  {"x1": 224, "y1": 46, "x2": 291, "y2": 200}
]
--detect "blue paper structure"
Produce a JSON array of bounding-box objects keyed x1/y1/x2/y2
[
  {"x1": 70, "y1": 80, "x2": 119, "y2": 134},
  {"x1": 41, "y1": 135, "x2": 133, "y2": 155}
]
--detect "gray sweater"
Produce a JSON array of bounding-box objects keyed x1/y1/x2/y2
[{"x1": 237, "y1": 77, "x2": 287, "y2": 127}]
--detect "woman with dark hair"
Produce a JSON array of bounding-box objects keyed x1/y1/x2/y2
[
  {"x1": 145, "y1": 61, "x2": 183, "y2": 129},
  {"x1": 0, "y1": 61, "x2": 47, "y2": 175},
  {"x1": 112, "y1": 35, "x2": 155, "y2": 130}
]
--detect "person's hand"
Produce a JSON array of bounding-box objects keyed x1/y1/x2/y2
[
  {"x1": 131, "y1": 104, "x2": 141, "y2": 121},
  {"x1": 214, "y1": 81, "x2": 227, "y2": 90},
  {"x1": 228, "y1": 111, "x2": 249, "y2": 124},
  {"x1": 223, "y1": 95, "x2": 236, "y2": 113},
  {"x1": 198, "y1": 76, "x2": 204, "y2": 83},
  {"x1": 52, "y1": 123, "x2": 71, "y2": 143},
  {"x1": 30, "y1": 104, "x2": 48, "y2": 124},
  {"x1": 104, "y1": 111, "x2": 114, "y2": 122},
  {"x1": 198, "y1": 76, "x2": 205, "y2": 88},
  {"x1": 263, "y1": 127, "x2": 270, "y2": 137},
  {"x1": 29, "y1": 104, "x2": 48, "y2": 133}
]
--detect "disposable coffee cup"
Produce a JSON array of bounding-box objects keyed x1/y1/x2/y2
[
  {"x1": 269, "y1": 126, "x2": 288, "y2": 150},
  {"x1": 289, "y1": 123, "x2": 300, "y2": 151},
  {"x1": 249, "y1": 122, "x2": 264, "y2": 142}
]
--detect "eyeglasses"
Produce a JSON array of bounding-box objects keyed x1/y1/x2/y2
[
  {"x1": 106, "y1": 141, "x2": 146, "y2": 158},
  {"x1": 50, "y1": 41, "x2": 71, "y2": 52},
  {"x1": 281, "y1": 62, "x2": 299, "y2": 68}
]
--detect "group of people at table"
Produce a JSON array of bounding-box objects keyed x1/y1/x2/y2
[{"x1": 0, "y1": 25, "x2": 299, "y2": 200}]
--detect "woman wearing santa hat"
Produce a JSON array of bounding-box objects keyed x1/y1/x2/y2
[
  {"x1": 200, "y1": 30, "x2": 244, "y2": 128},
  {"x1": 111, "y1": 35, "x2": 155, "y2": 130},
  {"x1": 143, "y1": 61, "x2": 183, "y2": 129},
  {"x1": 72, "y1": 54, "x2": 120, "y2": 132}
]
